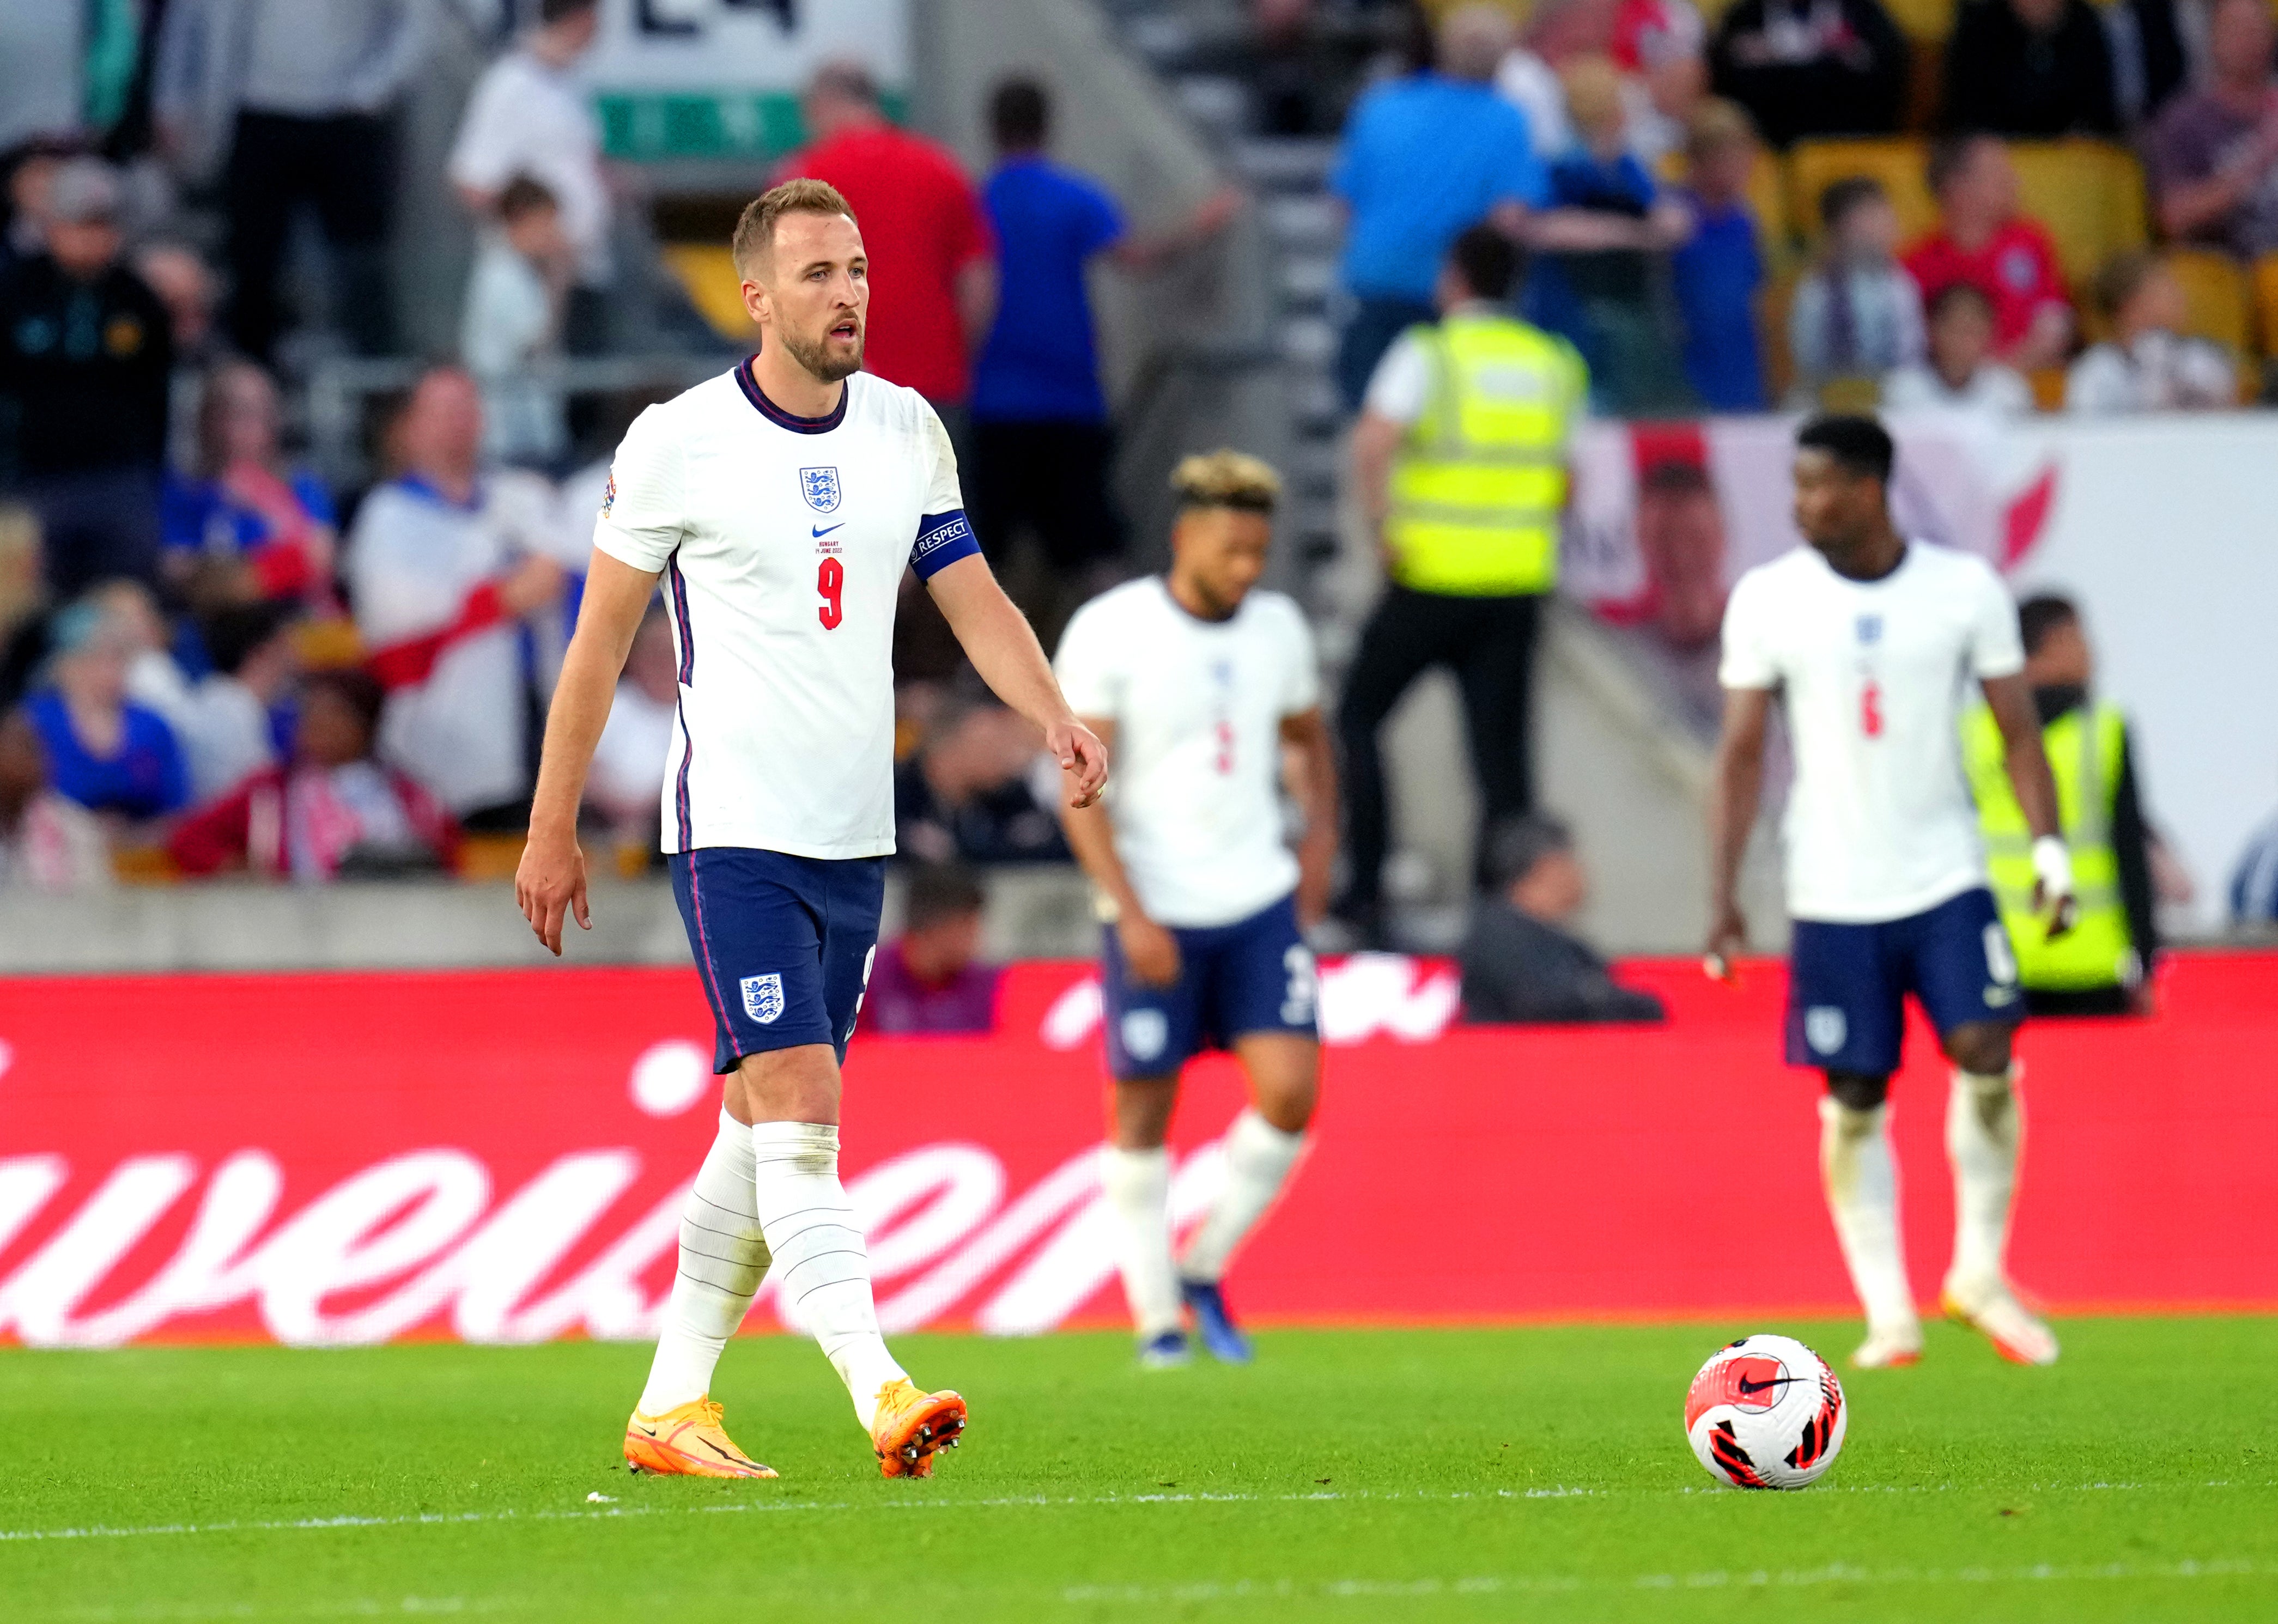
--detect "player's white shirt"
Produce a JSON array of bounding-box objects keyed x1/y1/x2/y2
[
  {"x1": 1719, "y1": 541, "x2": 2024, "y2": 924},
  {"x1": 1055, "y1": 577, "x2": 1320, "y2": 928},
  {"x1": 592, "y1": 364, "x2": 973, "y2": 858}
]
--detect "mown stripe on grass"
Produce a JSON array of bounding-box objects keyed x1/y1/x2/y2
[{"x1": 2, "y1": 1479, "x2": 2267, "y2": 1546}]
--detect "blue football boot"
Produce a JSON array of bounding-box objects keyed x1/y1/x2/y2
[{"x1": 1180, "y1": 1278, "x2": 1254, "y2": 1364}]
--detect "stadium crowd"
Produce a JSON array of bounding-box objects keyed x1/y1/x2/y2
[{"x1": 0, "y1": 0, "x2": 2274, "y2": 952}]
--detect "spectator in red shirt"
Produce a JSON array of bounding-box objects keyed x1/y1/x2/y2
[
  {"x1": 1902, "y1": 135, "x2": 2073, "y2": 373},
  {"x1": 775, "y1": 62, "x2": 997, "y2": 422}
]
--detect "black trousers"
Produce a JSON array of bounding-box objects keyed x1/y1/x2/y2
[
  {"x1": 1337, "y1": 586, "x2": 1542, "y2": 911},
  {"x1": 969, "y1": 419, "x2": 1126, "y2": 570},
  {"x1": 224, "y1": 110, "x2": 396, "y2": 361}
]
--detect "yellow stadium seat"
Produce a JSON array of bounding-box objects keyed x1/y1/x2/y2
[
  {"x1": 113, "y1": 845, "x2": 179, "y2": 885},
  {"x1": 2028, "y1": 367, "x2": 2067, "y2": 412},
  {"x1": 2253, "y1": 251, "x2": 2278, "y2": 356},
  {"x1": 2010, "y1": 141, "x2": 2148, "y2": 293},
  {"x1": 456, "y1": 831, "x2": 529, "y2": 884},
  {"x1": 291, "y1": 615, "x2": 363, "y2": 671},
  {"x1": 2166, "y1": 248, "x2": 2253, "y2": 354},
  {"x1": 1884, "y1": 0, "x2": 1959, "y2": 40},
  {"x1": 1787, "y1": 139, "x2": 1936, "y2": 252},
  {"x1": 660, "y1": 243, "x2": 758, "y2": 343}
]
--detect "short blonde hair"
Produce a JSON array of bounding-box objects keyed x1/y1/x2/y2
[
  {"x1": 1685, "y1": 97, "x2": 1755, "y2": 157},
  {"x1": 732, "y1": 178, "x2": 856, "y2": 278},
  {"x1": 1170, "y1": 449, "x2": 1281, "y2": 513}
]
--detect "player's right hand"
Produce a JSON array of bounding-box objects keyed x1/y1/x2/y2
[
  {"x1": 1048, "y1": 717, "x2": 1109, "y2": 810},
  {"x1": 515, "y1": 826, "x2": 590, "y2": 957},
  {"x1": 1704, "y1": 902, "x2": 1747, "y2": 982},
  {"x1": 1118, "y1": 915, "x2": 1182, "y2": 988}
]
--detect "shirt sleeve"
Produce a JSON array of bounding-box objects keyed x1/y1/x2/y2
[
  {"x1": 1280, "y1": 601, "x2": 1322, "y2": 716},
  {"x1": 446, "y1": 66, "x2": 516, "y2": 192},
  {"x1": 1051, "y1": 602, "x2": 1122, "y2": 721},
  {"x1": 1965, "y1": 562, "x2": 2026, "y2": 679},
  {"x1": 1497, "y1": 104, "x2": 1551, "y2": 208},
  {"x1": 590, "y1": 406, "x2": 685, "y2": 573},
  {"x1": 944, "y1": 162, "x2": 997, "y2": 270},
  {"x1": 1716, "y1": 570, "x2": 1778, "y2": 690},
  {"x1": 1080, "y1": 177, "x2": 1128, "y2": 257},
  {"x1": 909, "y1": 404, "x2": 980, "y2": 580},
  {"x1": 1361, "y1": 330, "x2": 1433, "y2": 424}
]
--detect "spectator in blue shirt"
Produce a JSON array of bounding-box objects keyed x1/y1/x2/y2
[
  {"x1": 970, "y1": 76, "x2": 1240, "y2": 604},
  {"x1": 1331, "y1": 4, "x2": 1550, "y2": 409},
  {"x1": 1669, "y1": 98, "x2": 1767, "y2": 411},
  {"x1": 26, "y1": 598, "x2": 188, "y2": 822},
  {"x1": 160, "y1": 359, "x2": 339, "y2": 609}
]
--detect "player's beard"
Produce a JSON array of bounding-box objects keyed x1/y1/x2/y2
[{"x1": 778, "y1": 318, "x2": 864, "y2": 384}]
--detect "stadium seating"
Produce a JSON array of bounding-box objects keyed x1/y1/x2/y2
[{"x1": 2167, "y1": 249, "x2": 2255, "y2": 357}]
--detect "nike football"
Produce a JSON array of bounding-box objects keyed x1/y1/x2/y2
[{"x1": 1684, "y1": 1334, "x2": 1847, "y2": 1490}]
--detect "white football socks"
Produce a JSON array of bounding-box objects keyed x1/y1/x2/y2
[
  {"x1": 1179, "y1": 1109, "x2": 1307, "y2": 1284},
  {"x1": 1945, "y1": 1065, "x2": 2022, "y2": 1309},
  {"x1": 1099, "y1": 1145, "x2": 1181, "y2": 1340},
  {"x1": 1818, "y1": 1097, "x2": 1919, "y2": 1340},
  {"x1": 750, "y1": 1121, "x2": 906, "y2": 1431},
  {"x1": 637, "y1": 1110, "x2": 772, "y2": 1416}
]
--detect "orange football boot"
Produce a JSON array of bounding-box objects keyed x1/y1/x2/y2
[
  {"x1": 623, "y1": 1397, "x2": 777, "y2": 1478},
  {"x1": 871, "y1": 1379, "x2": 967, "y2": 1479}
]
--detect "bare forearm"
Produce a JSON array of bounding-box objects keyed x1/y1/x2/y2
[
  {"x1": 1708, "y1": 742, "x2": 1763, "y2": 913},
  {"x1": 529, "y1": 637, "x2": 623, "y2": 837},
  {"x1": 1061, "y1": 800, "x2": 1146, "y2": 919},
  {"x1": 2006, "y1": 739, "x2": 2063, "y2": 841},
  {"x1": 942, "y1": 585, "x2": 1074, "y2": 732}
]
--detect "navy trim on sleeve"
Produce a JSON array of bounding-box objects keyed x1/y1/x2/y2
[{"x1": 910, "y1": 509, "x2": 981, "y2": 579}]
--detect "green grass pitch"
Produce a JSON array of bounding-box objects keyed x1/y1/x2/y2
[{"x1": 4, "y1": 1318, "x2": 2275, "y2": 1621}]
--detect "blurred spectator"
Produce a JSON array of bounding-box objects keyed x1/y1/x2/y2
[
  {"x1": 861, "y1": 862, "x2": 1003, "y2": 1036},
  {"x1": 1614, "y1": 0, "x2": 1712, "y2": 159},
  {"x1": 1527, "y1": 56, "x2": 1691, "y2": 412},
  {"x1": 171, "y1": 668, "x2": 458, "y2": 880},
  {"x1": 2147, "y1": 0, "x2": 2278, "y2": 262},
  {"x1": 1882, "y1": 281, "x2": 2037, "y2": 412},
  {"x1": 970, "y1": 76, "x2": 1239, "y2": 604},
  {"x1": 2, "y1": 147, "x2": 66, "y2": 277},
  {"x1": 777, "y1": 62, "x2": 997, "y2": 427},
  {"x1": 0, "y1": 704, "x2": 112, "y2": 892},
  {"x1": 25, "y1": 597, "x2": 188, "y2": 822},
  {"x1": 1939, "y1": 0, "x2": 2121, "y2": 136},
  {"x1": 1459, "y1": 815, "x2": 1667, "y2": 1024},
  {"x1": 1708, "y1": 0, "x2": 1910, "y2": 147},
  {"x1": 447, "y1": 0, "x2": 612, "y2": 354},
  {"x1": 1331, "y1": 4, "x2": 1548, "y2": 409},
  {"x1": 154, "y1": 0, "x2": 435, "y2": 360},
  {"x1": 2111, "y1": 0, "x2": 2213, "y2": 127},
  {"x1": 461, "y1": 176, "x2": 570, "y2": 469},
  {"x1": 2065, "y1": 251, "x2": 2238, "y2": 411},
  {"x1": 348, "y1": 367, "x2": 565, "y2": 823},
  {"x1": 134, "y1": 243, "x2": 220, "y2": 362},
  {"x1": 161, "y1": 358, "x2": 337, "y2": 607},
  {"x1": 587, "y1": 603, "x2": 676, "y2": 849},
  {"x1": 0, "y1": 503, "x2": 52, "y2": 709},
  {"x1": 0, "y1": 157, "x2": 171, "y2": 595},
  {"x1": 2232, "y1": 800, "x2": 2278, "y2": 926},
  {"x1": 1787, "y1": 177, "x2": 1925, "y2": 403},
  {"x1": 1904, "y1": 136, "x2": 2074, "y2": 373},
  {"x1": 895, "y1": 698, "x2": 1070, "y2": 865},
  {"x1": 1612, "y1": 458, "x2": 1729, "y2": 650},
  {"x1": 1670, "y1": 99, "x2": 1767, "y2": 412},
  {"x1": 1497, "y1": 0, "x2": 1620, "y2": 159},
  {"x1": 173, "y1": 599, "x2": 299, "y2": 802}
]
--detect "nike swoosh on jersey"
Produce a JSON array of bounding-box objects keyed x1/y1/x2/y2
[{"x1": 812, "y1": 522, "x2": 845, "y2": 538}]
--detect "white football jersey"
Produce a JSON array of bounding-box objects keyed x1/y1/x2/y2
[
  {"x1": 1719, "y1": 542, "x2": 2024, "y2": 923},
  {"x1": 1055, "y1": 577, "x2": 1320, "y2": 928},
  {"x1": 592, "y1": 363, "x2": 974, "y2": 857}
]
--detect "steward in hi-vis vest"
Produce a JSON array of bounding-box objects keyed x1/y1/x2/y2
[
  {"x1": 1336, "y1": 224, "x2": 1586, "y2": 939},
  {"x1": 1962, "y1": 594, "x2": 2161, "y2": 1016}
]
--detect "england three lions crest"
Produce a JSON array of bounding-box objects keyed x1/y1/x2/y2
[
  {"x1": 800, "y1": 466, "x2": 841, "y2": 513},
  {"x1": 740, "y1": 974, "x2": 786, "y2": 1025}
]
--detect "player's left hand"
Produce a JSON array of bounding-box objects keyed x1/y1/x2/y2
[{"x1": 1048, "y1": 717, "x2": 1109, "y2": 810}]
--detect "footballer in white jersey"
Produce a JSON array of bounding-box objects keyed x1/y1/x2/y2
[
  {"x1": 1054, "y1": 451, "x2": 1338, "y2": 1367},
  {"x1": 1707, "y1": 415, "x2": 2075, "y2": 1373},
  {"x1": 514, "y1": 180, "x2": 1107, "y2": 1481}
]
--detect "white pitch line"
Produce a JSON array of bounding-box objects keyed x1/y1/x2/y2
[
  {"x1": 0, "y1": 1479, "x2": 2265, "y2": 1546},
  {"x1": 1064, "y1": 1556, "x2": 2278, "y2": 1605}
]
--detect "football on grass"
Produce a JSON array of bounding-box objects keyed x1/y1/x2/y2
[{"x1": 1685, "y1": 1334, "x2": 1847, "y2": 1489}]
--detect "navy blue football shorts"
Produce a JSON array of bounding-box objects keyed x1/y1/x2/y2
[
  {"x1": 669, "y1": 847, "x2": 885, "y2": 1073},
  {"x1": 1101, "y1": 891, "x2": 1320, "y2": 1081},
  {"x1": 1785, "y1": 885, "x2": 2022, "y2": 1078}
]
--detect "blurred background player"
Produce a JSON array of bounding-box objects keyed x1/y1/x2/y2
[
  {"x1": 515, "y1": 179, "x2": 1106, "y2": 1479},
  {"x1": 1963, "y1": 593, "x2": 2186, "y2": 1015},
  {"x1": 1055, "y1": 451, "x2": 1337, "y2": 1367},
  {"x1": 1706, "y1": 415, "x2": 2075, "y2": 1371}
]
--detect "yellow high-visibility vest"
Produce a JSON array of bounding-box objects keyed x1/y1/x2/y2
[
  {"x1": 1961, "y1": 698, "x2": 2134, "y2": 991},
  {"x1": 1382, "y1": 312, "x2": 1586, "y2": 597}
]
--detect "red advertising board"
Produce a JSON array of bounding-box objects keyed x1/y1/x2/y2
[{"x1": 1, "y1": 953, "x2": 2273, "y2": 1348}]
